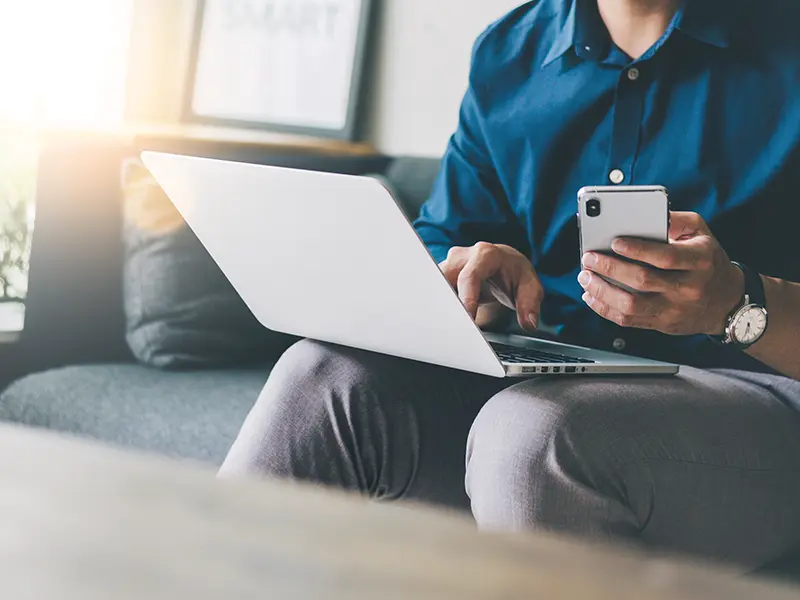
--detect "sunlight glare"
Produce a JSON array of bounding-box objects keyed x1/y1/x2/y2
[{"x1": 0, "y1": 0, "x2": 133, "y2": 128}]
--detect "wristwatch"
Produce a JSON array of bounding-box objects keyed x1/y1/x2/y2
[{"x1": 717, "y1": 262, "x2": 769, "y2": 349}]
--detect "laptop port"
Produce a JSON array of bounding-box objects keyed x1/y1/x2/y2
[
  {"x1": 553, "y1": 367, "x2": 561, "y2": 373},
  {"x1": 565, "y1": 366, "x2": 577, "y2": 373},
  {"x1": 522, "y1": 367, "x2": 537, "y2": 374},
  {"x1": 581, "y1": 367, "x2": 588, "y2": 372},
  {"x1": 540, "y1": 367, "x2": 549, "y2": 373}
]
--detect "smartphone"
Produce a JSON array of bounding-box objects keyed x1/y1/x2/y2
[{"x1": 577, "y1": 185, "x2": 670, "y2": 292}]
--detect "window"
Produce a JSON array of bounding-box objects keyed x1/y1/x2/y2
[
  {"x1": 0, "y1": 0, "x2": 133, "y2": 323},
  {"x1": 0, "y1": 0, "x2": 133, "y2": 127}
]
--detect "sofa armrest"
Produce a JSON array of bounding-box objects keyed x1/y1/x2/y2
[
  {"x1": 0, "y1": 339, "x2": 21, "y2": 393},
  {"x1": 19, "y1": 134, "x2": 133, "y2": 376}
]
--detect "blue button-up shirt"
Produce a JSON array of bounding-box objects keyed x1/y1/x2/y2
[{"x1": 414, "y1": 0, "x2": 800, "y2": 373}]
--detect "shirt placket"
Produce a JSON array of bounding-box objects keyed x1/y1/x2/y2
[{"x1": 605, "y1": 64, "x2": 646, "y2": 186}]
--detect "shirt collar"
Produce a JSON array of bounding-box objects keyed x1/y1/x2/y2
[
  {"x1": 674, "y1": 2, "x2": 730, "y2": 49},
  {"x1": 541, "y1": 1, "x2": 578, "y2": 68},
  {"x1": 541, "y1": 0, "x2": 730, "y2": 68},
  {"x1": 541, "y1": 0, "x2": 609, "y2": 68}
]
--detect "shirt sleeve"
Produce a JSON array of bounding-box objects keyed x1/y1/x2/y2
[{"x1": 413, "y1": 55, "x2": 529, "y2": 264}]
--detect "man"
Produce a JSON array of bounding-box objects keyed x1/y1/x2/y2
[{"x1": 220, "y1": 0, "x2": 800, "y2": 569}]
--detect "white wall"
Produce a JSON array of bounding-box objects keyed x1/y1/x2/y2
[
  {"x1": 125, "y1": 0, "x2": 197, "y2": 123},
  {"x1": 365, "y1": 0, "x2": 520, "y2": 156},
  {"x1": 125, "y1": 0, "x2": 521, "y2": 157}
]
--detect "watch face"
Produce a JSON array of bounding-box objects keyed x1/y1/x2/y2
[{"x1": 732, "y1": 306, "x2": 768, "y2": 345}]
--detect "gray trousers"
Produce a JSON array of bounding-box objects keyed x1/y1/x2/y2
[{"x1": 220, "y1": 339, "x2": 800, "y2": 569}]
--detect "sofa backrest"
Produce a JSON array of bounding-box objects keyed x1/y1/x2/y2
[
  {"x1": 384, "y1": 157, "x2": 443, "y2": 219},
  {"x1": 21, "y1": 135, "x2": 440, "y2": 373}
]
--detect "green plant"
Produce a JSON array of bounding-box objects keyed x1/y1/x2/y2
[{"x1": 0, "y1": 135, "x2": 36, "y2": 301}]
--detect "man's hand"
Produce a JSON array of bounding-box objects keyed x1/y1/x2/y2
[
  {"x1": 578, "y1": 212, "x2": 745, "y2": 336},
  {"x1": 439, "y1": 243, "x2": 543, "y2": 331}
]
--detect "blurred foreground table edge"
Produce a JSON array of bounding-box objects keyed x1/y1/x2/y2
[{"x1": 0, "y1": 424, "x2": 795, "y2": 600}]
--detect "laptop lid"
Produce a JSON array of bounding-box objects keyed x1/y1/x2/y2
[{"x1": 141, "y1": 152, "x2": 507, "y2": 378}]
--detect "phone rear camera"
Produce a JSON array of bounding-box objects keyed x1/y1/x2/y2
[{"x1": 586, "y1": 199, "x2": 601, "y2": 218}]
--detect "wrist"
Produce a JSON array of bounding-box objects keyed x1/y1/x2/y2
[{"x1": 708, "y1": 262, "x2": 745, "y2": 336}]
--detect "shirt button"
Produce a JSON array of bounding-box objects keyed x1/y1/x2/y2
[
  {"x1": 609, "y1": 169, "x2": 625, "y2": 184},
  {"x1": 613, "y1": 338, "x2": 627, "y2": 352},
  {"x1": 627, "y1": 67, "x2": 640, "y2": 81}
]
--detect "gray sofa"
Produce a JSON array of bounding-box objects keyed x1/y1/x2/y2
[
  {"x1": 0, "y1": 134, "x2": 439, "y2": 466},
  {"x1": 1, "y1": 134, "x2": 799, "y2": 581}
]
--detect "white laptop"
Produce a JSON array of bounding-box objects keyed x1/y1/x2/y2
[{"x1": 141, "y1": 152, "x2": 679, "y2": 379}]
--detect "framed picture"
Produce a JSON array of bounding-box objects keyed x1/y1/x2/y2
[{"x1": 183, "y1": 0, "x2": 375, "y2": 140}]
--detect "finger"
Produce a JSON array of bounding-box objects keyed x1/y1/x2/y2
[
  {"x1": 439, "y1": 260, "x2": 461, "y2": 290},
  {"x1": 456, "y1": 247, "x2": 502, "y2": 319},
  {"x1": 439, "y1": 247, "x2": 471, "y2": 289},
  {"x1": 668, "y1": 211, "x2": 710, "y2": 240},
  {"x1": 582, "y1": 293, "x2": 657, "y2": 331},
  {"x1": 483, "y1": 279, "x2": 517, "y2": 310},
  {"x1": 513, "y1": 269, "x2": 544, "y2": 330},
  {"x1": 577, "y1": 270, "x2": 661, "y2": 318},
  {"x1": 582, "y1": 253, "x2": 679, "y2": 292},
  {"x1": 608, "y1": 238, "x2": 704, "y2": 271}
]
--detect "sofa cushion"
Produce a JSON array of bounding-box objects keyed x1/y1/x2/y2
[
  {"x1": 122, "y1": 158, "x2": 295, "y2": 369},
  {"x1": 0, "y1": 364, "x2": 270, "y2": 465}
]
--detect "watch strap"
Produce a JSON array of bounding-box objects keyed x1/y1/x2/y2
[
  {"x1": 731, "y1": 262, "x2": 766, "y2": 307},
  {"x1": 707, "y1": 262, "x2": 766, "y2": 346}
]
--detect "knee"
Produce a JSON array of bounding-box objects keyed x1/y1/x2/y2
[
  {"x1": 220, "y1": 339, "x2": 380, "y2": 478},
  {"x1": 466, "y1": 381, "x2": 637, "y2": 532}
]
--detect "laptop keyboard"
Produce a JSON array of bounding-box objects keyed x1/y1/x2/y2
[{"x1": 490, "y1": 343, "x2": 596, "y2": 365}]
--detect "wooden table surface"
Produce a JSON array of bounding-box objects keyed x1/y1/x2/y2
[{"x1": 0, "y1": 424, "x2": 795, "y2": 600}]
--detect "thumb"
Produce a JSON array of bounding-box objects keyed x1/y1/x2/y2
[
  {"x1": 514, "y1": 269, "x2": 544, "y2": 331},
  {"x1": 669, "y1": 211, "x2": 710, "y2": 241}
]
